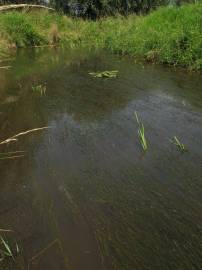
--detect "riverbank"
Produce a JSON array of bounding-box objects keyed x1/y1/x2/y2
[{"x1": 0, "y1": 3, "x2": 201, "y2": 70}]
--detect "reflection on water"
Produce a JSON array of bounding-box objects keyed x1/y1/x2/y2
[{"x1": 0, "y1": 48, "x2": 202, "y2": 270}]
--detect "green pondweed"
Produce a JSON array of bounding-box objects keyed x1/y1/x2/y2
[
  {"x1": 171, "y1": 136, "x2": 187, "y2": 152},
  {"x1": 135, "y1": 111, "x2": 148, "y2": 151},
  {"x1": 32, "y1": 84, "x2": 46, "y2": 95},
  {"x1": 89, "y1": 70, "x2": 118, "y2": 78}
]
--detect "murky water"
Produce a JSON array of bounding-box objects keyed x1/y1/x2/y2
[{"x1": 0, "y1": 48, "x2": 202, "y2": 270}]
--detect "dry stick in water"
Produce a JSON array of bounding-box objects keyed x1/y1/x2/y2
[
  {"x1": 0, "y1": 229, "x2": 14, "y2": 232},
  {"x1": 28, "y1": 239, "x2": 60, "y2": 270},
  {"x1": 0, "y1": 151, "x2": 26, "y2": 155},
  {"x1": 0, "y1": 127, "x2": 51, "y2": 145},
  {"x1": 0, "y1": 151, "x2": 26, "y2": 160},
  {"x1": 0, "y1": 155, "x2": 25, "y2": 160},
  {"x1": 0, "y1": 66, "x2": 12, "y2": 69}
]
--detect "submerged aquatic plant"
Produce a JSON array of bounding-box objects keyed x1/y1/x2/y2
[
  {"x1": 135, "y1": 111, "x2": 148, "y2": 151},
  {"x1": 32, "y1": 84, "x2": 46, "y2": 95},
  {"x1": 171, "y1": 136, "x2": 187, "y2": 152},
  {"x1": 0, "y1": 236, "x2": 14, "y2": 261},
  {"x1": 89, "y1": 70, "x2": 118, "y2": 78}
]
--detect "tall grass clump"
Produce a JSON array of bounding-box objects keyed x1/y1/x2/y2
[
  {"x1": 0, "y1": 12, "x2": 45, "y2": 47},
  {"x1": 127, "y1": 4, "x2": 202, "y2": 70},
  {"x1": 69, "y1": 4, "x2": 202, "y2": 70}
]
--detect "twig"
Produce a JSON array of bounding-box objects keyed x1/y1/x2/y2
[
  {"x1": 0, "y1": 4, "x2": 55, "y2": 13},
  {"x1": 0, "y1": 151, "x2": 26, "y2": 155},
  {"x1": 0, "y1": 155, "x2": 25, "y2": 160},
  {"x1": 0, "y1": 66, "x2": 12, "y2": 69},
  {"x1": 0, "y1": 126, "x2": 51, "y2": 145},
  {"x1": 28, "y1": 239, "x2": 60, "y2": 269},
  {"x1": 0, "y1": 59, "x2": 13, "y2": 63},
  {"x1": 0, "y1": 229, "x2": 14, "y2": 232},
  {"x1": 33, "y1": 44, "x2": 58, "y2": 48}
]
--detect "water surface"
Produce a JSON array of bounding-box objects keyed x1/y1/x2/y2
[{"x1": 0, "y1": 48, "x2": 202, "y2": 270}]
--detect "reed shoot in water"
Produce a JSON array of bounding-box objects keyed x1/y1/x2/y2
[
  {"x1": 171, "y1": 136, "x2": 187, "y2": 152},
  {"x1": 32, "y1": 84, "x2": 46, "y2": 95},
  {"x1": 0, "y1": 236, "x2": 14, "y2": 261},
  {"x1": 135, "y1": 111, "x2": 148, "y2": 151}
]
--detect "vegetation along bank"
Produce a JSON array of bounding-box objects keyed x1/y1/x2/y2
[{"x1": 0, "y1": 3, "x2": 201, "y2": 70}]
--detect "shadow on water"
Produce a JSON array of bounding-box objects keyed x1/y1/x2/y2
[{"x1": 0, "y1": 48, "x2": 202, "y2": 270}]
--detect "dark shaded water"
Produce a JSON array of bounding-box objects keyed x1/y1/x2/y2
[{"x1": 0, "y1": 48, "x2": 202, "y2": 270}]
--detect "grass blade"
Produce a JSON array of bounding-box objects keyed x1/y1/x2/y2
[
  {"x1": 171, "y1": 136, "x2": 187, "y2": 152},
  {"x1": 0, "y1": 236, "x2": 14, "y2": 260},
  {"x1": 135, "y1": 112, "x2": 148, "y2": 151}
]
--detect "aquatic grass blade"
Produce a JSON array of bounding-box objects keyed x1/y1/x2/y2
[
  {"x1": 135, "y1": 112, "x2": 148, "y2": 151},
  {"x1": 16, "y1": 242, "x2": 19, "y2": 254},
  {"x1": 139, "y1": 124, "x2": 147, "y2": 151},
  {"x1": 134, "y1": 111, "x2": 140, "y2": 125},
  {"x1": 0, "y1": 236, "x2": 14, "y2": 260},
  {"x1": 171, "y1": 136, "x2": 187, "y2": 152}
]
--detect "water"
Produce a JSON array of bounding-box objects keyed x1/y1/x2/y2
[{"x1": 0, "y1": 48, "x2": 202, "y2": 270}]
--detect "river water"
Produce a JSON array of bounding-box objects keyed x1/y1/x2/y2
[{"x1": 0, "y1": 48, "x2": 202, "y2": 270}]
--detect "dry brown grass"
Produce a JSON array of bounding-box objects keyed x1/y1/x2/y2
[{"x1": 49, "y1": 23, "x2": 60, "y2": 44}]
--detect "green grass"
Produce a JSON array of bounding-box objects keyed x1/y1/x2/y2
[
  {"x1": 135, "y1": 111, "x2": 148, "y2": 151},
  {"x1": 171, "y1": 136, "x2": 187, "y2": 152},
  {"x1": 0, "y1": 4, "x2": 202, "y2": 70},
  {"x1": 0, "y1": 236, "x2": 14, "y2": 261},
  {"x1": 0, "y1": 12, "x2": 45, "y2": 47}
]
